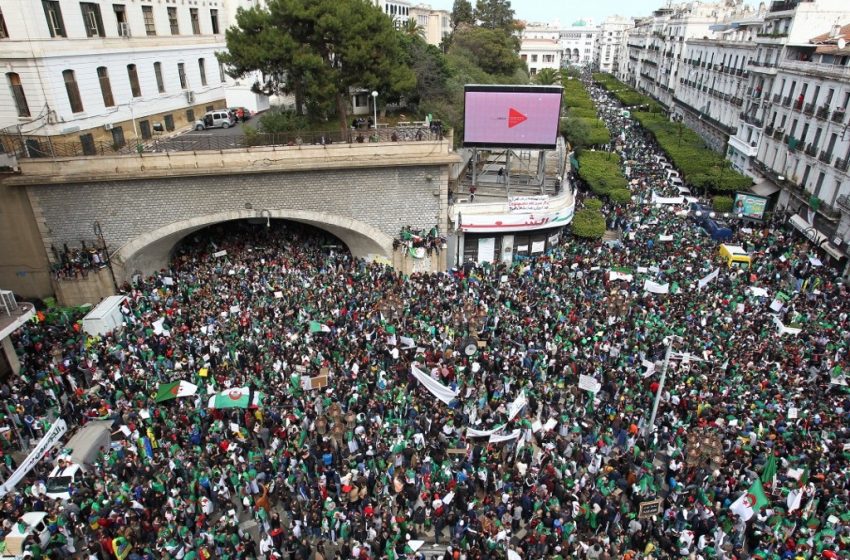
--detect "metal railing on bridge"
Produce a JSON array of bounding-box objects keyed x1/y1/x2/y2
[{"x1": 0, "y1": 126, "x2": 445, "y2": 160}]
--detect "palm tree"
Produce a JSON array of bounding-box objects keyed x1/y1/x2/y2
[
  {"x1": 402, "y1": 18, "x2": 426, "y2": 40},
  {"x1": 534, "y1": 68, "x2": 561, "y2": 85}
]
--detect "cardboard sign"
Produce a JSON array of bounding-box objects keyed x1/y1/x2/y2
[
  {"x1": 638, "y1": 498, "x2": 663, "y2": 519},
  {"x1": 213, "y1": 250, "x2": 227, "y2": 258},
  {"x1": 578, "y1": 375, "x2": 602, "y2": 394},
  {"x1": 301, "y1": 375, "x2": 329, "y2": 391}
]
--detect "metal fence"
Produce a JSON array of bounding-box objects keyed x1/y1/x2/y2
[{"x1": 0, "y1": 125, "x2": 445, "y2": 160}]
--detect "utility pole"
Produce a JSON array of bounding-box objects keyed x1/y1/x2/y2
[{"x1": 645, "y1": 339, "x2": 673, "y2": 437}]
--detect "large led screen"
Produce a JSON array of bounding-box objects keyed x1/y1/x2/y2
[
  {"x1": 733, "y1": 192, "x2": 768, "y2": 220},
  {"x1": 463, "y1": 85, "x2": 563, "y2": 149}
]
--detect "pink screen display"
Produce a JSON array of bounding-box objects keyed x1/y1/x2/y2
[{"x1": 463, "y1": 91, "x2": 561, "y2": 147}]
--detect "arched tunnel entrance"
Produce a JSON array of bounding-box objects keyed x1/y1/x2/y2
[{"x1": 113, "y1": 209, "x2": 394, "y2": 280}]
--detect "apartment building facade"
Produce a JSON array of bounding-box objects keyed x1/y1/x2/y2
[
  {"x1": 594, "y1": 16, "x2": 633, "y2": 74},
  {"x1": 1, "y1": 0, "x2": 231, "y2": 157},
  {"x1": 409, "y1": 3, "x2": 450, "y2": 46}
]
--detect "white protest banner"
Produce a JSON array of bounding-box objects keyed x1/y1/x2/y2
[
  {"x1": 578, "y1": 375, "x2": 602, "y2": 394},
  {"x1": 212, "y1": 250, "x2": 227, "y2": 258},
  {"x1": 773, "y1": 316, "x2": 802, "y2": 335},
  {"x1": 651, "y1": 192, "x2": 686, "y2": 205},
  {"x1": 0, "y1": 418, "x2": 67, "y2": 497},
  {"x1": 788, "y1": 407, "x2": 798, "y2": 419},
  {"x1": 467, "y1": 424, "x2": 507, "y2": 438},
  {"x1": 542, "y1": 418, "x2": 558, "y2": 431},
  {"x1": 641, "y1": 359, "x2": 656, "y2": 378},
  {"x1": 769, "y1": 299, "x2": 784, "y2": 312},
  {"x1": 644, "y1": 279, "x2": 670, "y2": 294},
  {"x1": 162, "y1": 276, "x2": 174, "y2": 286},
  {"x1": 698, "y1": 268, "x2": 720, "y2": 290},
  {"x1": 658, "y1": 235, "x2": 674, "y2": 242},
  {"x1": 508, "y1": 195, "x2": 550, "y2": 213},
  {"x1": 399, "y1": 336, "x2": 415, "y2": 349},
  {"x1": 274, "y1": 291, "x2": 283, "y2": 299},
  {"x1": 489, "y1": 430, "x2": 521, "y2": 443},
  {"x1": 411, "y1": 365, "x2": 458, "y2": 405},
  {"x1": 507, "y1": 391, "x2": 528, "y2": 420}
]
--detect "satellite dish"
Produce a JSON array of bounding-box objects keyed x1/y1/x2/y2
[{"x1": 838, "y1": 38, "x2": 847, "y2": 50}]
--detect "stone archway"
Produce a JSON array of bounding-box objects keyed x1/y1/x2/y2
[{"x1": 113, "y1": 209, "x2": 395, "y2": 280}]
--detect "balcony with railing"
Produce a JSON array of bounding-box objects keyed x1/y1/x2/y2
[
  {"x1": 772, "y1": 93, "x2": 781, "y2": 103},
  {"x1": 803, "y1": 102, "x2": 815, "y2": 116},
  {"x1": 768, "y1": 0, "x2": 805, "y2": 12},
  {"x1": 773, "y1": 128, "x2": 784, "y2": 140},
  {"x1": 818, "y1": 151, "x2": 833, "y2": 165},
  {"x1": 782, "y1": 96, "x2": 793, "y2": 107},
  {"x1": 836, "y1": 158, "x2": 849, "y2": 172},
  {"x1": 816, "y1": 105, "x2": 830, "y2": 120},
  {"x1": 804, "y1": 143, "x2": 817, "y2": 157},
  {"x1": 765, "y1": 124, "x2": 775, "y2": 136},
  {"x1": 832, "y1": 109, "x2": 847, "y2": 124},
  {"x1": 838, "y1": 194, "x2": 850, "y2": 212},
  {"x1": 793, "y1": 98, "x2": 804, "y2": 111}
]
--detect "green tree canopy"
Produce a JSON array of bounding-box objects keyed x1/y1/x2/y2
[
  {"x1": 449, "y1": 24, "x2": 522, "y2": 76},
  {"x1": 219, "y1": 0, "x2": 415, "y2": 131},
  {"x1": 451, "y1": 0, "x2": 475, "y2": 28},
  {"x1": 474, "y1": 0, "x2": 515, "y2": 31}
]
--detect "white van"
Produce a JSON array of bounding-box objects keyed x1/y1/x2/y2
[
  {"x1": 195, "y1": 110, "x2": 236, "y2": 131},
  {"x1": 2, "y1": 512, "x2": 51, "y2": 557},
  {"x1": 45, "y1": 421, "x2": 111, "y2": 501}
]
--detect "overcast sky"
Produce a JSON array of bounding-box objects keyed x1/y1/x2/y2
[{"x1": 425, "y1": 0, "x2": 763, "y2": 26}]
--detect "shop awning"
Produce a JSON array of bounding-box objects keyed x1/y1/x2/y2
[
  {"x1": 788, "y1": 214, "x2": 845, "y2": 260},
  {"x1": 750, "y1": 180, "x2": 781, "y2": 198}
]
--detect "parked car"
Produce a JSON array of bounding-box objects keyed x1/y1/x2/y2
[{"x1": 194, "y1": 110, "x2": 236, "y2": 131}]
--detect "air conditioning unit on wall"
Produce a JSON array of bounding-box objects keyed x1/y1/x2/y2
[
  {"x1": 185, "y1": 91, "x2": 195, "y2": 104},
  {"x1": 104, "y1": 123, "x2": 114, "y2": 131}
]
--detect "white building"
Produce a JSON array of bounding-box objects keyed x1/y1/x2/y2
[
  {"x1": 0, "y1": 0, "x2": 230, "y2": 156},
  {"x1": 594, "y1": 16, "x2": 633, "y2": 74},
  {"x1": 520, "y1": 24, "x2": 562, "y2": 77},
  {"x1": 750, "y1": 19, "x2": 850, "y2": 265},
  {"x1": 409, "y1": 4, "x2": 451, "y2": 46},
  {"x1": 375, "y1": 0, "x2": 411, "y2": 28},
  {"x1": 559, "y1": 20, "x2": 599, "y2": 66}
]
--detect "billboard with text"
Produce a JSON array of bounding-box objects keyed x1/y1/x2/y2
[
  {"x1": 733, "y1": 192, "x2": 768, "y2": 220},
  {"x1": 463, "y1": 85, "x2": 562, "y2": 149}
]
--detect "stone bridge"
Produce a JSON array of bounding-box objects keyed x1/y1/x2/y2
[{"x1": 3, "y1": 137, "x2": 458, "y2": 301}]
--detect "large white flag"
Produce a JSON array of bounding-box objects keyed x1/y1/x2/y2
[
  {"x1": 698, "y1": 268, "x2": 720, "y2": 290},
  {"x1": 644, "y1": 279, "x2": 670, "y2": 294},
  {"x1": 411, "y1": 365, "x2": 458, "y2": 405},
  {"x1": 786, "y1": 488, "x2": 803, "y2": 512},
  {"x1": 467, "y1": 424, "x2": 507, "y2": 438}
]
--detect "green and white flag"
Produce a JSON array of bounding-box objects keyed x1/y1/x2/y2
[
  {"x1": 208, "y1": 387, "x2": 263, "y2": 409},
  {"x1": 155, "y1": 380, "x2": 198, "y2": 402},
  {"x1": 730, "y1": 478, "x2": 768, "y2": 521},
  {"x1": 309, "y1": 321, "x2": 331, "y2": 333}
]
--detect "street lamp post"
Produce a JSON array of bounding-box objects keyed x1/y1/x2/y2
[{"x1": 371, "y1": 91, "x2": 378, "y2": 130}]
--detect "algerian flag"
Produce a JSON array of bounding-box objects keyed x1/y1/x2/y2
[
  {"x1": 208, "y1": 387, "x2": 263, "y2": 409},
  {"x1": 309, "y1": 321, "x2": 331, "y2": 333},
  {"x1": 787, "y1": 487, "x2": 804, "y2": 512},
  {"x1": 760, "y1": 454, "x2": 777, "y2": 485},
  {"x1": 730, "y1": 479, "x2": 769, "y2": 521},
  {"x1": 155, "y1": 381, "x2": 198, "y2": 402},
  {"x1": 608, "y1": 267, "x2": 633, "y2": 282}
]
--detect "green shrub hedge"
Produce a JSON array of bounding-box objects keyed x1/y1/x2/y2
[
  {"x1": 583, "y1": 197, "x2": 603, "y2": 211},
  {"x1": 634, "y1": 112, "x2": 751, "y2": 193},
  {"x1": 577, "y1": 151, "x2": 628, "y2": 197},
  {"x1": 571, "y1": 209, "x2": 606, "y2": 239},
  {"x1": 608, "y1": 189, "x2": 633, "y2": 204},
  {"x1": 712, "y1": 195, "x2": 734, "y2": 213}
]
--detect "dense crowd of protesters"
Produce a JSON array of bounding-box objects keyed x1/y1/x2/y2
[{"x1": 0, "y1": 80, "x2": 848, "y2": 560}]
